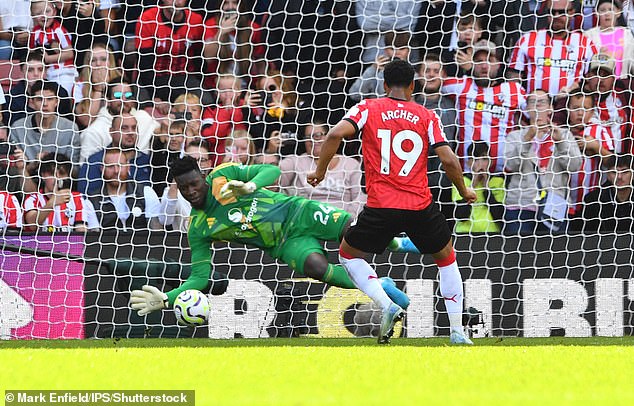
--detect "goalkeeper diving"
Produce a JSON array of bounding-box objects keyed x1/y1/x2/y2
[{"x1": 130, "y1": 156, "x2": 416, "y2": 317}]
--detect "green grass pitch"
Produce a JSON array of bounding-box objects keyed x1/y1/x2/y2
[{"x1": 1, "y1": 337, "x2": 633, "y2": 405}]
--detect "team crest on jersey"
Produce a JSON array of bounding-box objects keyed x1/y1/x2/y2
[
  {"x1": 228, "y1": 208, "x2": 243, "y2": 223},
  {"x1": 227, "y1": 201, "x2": 258, "y2": 231}
]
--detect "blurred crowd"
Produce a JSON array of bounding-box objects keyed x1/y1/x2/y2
[{"x1": 0, "y1": 0, "x2": 632, "y2": 235}]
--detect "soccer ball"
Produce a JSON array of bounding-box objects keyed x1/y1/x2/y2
[{"x1": 173, "y1": 290, "x2": 210, "y2": 327}]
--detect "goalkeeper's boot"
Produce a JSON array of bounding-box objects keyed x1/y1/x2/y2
[
  {"x1": 387, "y1": 237, "x2": 420, "y2": 254},
  {"x1": 378, "y1": 303, "x2": 405, "y2": 345},
  {"x1": 380, "y1": 277, "x2": 410, "y2": 310},
  {"x1": 449, "y1": 330, "x2": 474, "y2": 345}
]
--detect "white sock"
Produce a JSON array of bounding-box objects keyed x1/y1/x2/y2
[
  {"x1": 438, "y1": 260, "x2": 464, "y2": 334},
  {"x1": 339, "y1": 254, "x2": 393, "y2": 311}
]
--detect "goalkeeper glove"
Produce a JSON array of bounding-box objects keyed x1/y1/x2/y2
[
  {"x1": 130, "y1": 285, "x2": 169, "y2": 316},
  {"x1": 220, "y1": 180, "x2": 257, "y2": 199}
]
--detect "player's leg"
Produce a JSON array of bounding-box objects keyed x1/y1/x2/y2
[
  {"x1": 278, "y1": 236, "x2": 409, "y2": 308},
  {"x1": 280, "y1": 202, "x2": 358, "y2": 289},
  {"x1": 303, "y1": 251, "x2": 355, "y2": 288},
  {"x1": 431, "y1": 240, "x2": 471, "y2": 344},
  {"x1": 406, "y1": 205, "x2": 473, "y2": 345},
  {"x1": 340, "y1": 208, "x2": 405, "y2": 343}
]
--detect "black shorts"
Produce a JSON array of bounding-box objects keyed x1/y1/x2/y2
[{"x1": 344, "y1": 204, "x2": 452, "y2": 255}]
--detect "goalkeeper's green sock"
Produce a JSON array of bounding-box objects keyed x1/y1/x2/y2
[{"x1": 322, "y1": 264, "x2": 356, "y2": 289}]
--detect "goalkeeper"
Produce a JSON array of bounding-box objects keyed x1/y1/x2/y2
[{"x1": 131, "y1": 156, "x2": 411, "y2": 316}]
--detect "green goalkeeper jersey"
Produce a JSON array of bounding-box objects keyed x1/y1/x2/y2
[{"x1": 166, "y1": 163, "x2": 309, "y2": 304}]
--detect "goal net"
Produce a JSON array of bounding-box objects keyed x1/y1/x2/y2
[{"x1": 0, "y1": 0, "x2": 633, "y2": 339}]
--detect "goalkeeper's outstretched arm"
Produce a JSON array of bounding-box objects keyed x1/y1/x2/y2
[
  {"x1": 218, "y1": 163, "x2": 282, "y2": 199},
  {"x1": 238, "y1": 163, "x2": 281, "y2": 188}
]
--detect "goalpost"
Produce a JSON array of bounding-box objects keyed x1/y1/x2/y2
[{"x1": 0, "y1": 0, "x2": 633, "y2": 340}]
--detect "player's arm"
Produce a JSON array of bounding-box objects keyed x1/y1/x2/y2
[
  {"x1": 130, "y1": 230, "x2": 213, "y2": 315},
  {"x1": 164, "y1": 236, "x2": 213, "y2": 306},
  {"x1": 435, "y1": 144, "x2": 476, "y2": 204},
  {"x1": 307, "y1": 119, "x2": 356, "y2": 186},
  {"x1": 219, "y1": 164, "x2": 281, "y2": 199},
  {"x1": 242, "y1": 164, "x2": 282, "y2": 188}
]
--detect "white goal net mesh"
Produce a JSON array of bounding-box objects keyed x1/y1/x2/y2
[{"x1": 0, "y1": 0, "x2": 633, "y2": 339}]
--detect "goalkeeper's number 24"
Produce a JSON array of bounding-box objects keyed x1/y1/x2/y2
[{"x1": 314, "y1": 204, "x2": 336, "y2": 225}]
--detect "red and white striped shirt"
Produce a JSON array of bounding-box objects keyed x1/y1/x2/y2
[
  {"x1": 509, "y1": 30, "x2": 598, "y2": 97},
  {"x1": 23, "y1": 191, "x2": 99, "y2": 231},
  {"x1": 569, "y1": 121, "x2": 614, "y2": 212},
  {"x1": 29, "y1": 20, "x2": 74, "y2": 70},
  {"x1": 441, "y1": 77, "x2": 526, "y2": 172},
  {"x1": 597, "y1": 92, "x2": 629, "y2": 154},
  {"x1": 0, "y1": 191, "x2": 22, "y2": 230}
]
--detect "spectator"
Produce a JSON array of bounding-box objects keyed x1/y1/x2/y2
[
  {"x1": 582, "y1": 53, "x2": 632, "y2": 154},
  {"x1": 441, "y1": 13, "x2": 485, "y2": 78},
  {"x1": 572, "y1": 153, "x2": 634, "y2": 232},
  {"x1": 354, "y1": 0, "x2": 421, "y2": 65},
  {"x1": 80, "y1": 77, "x2": 159, "y2": 162},
  {"x1": 79, "y1": 112, "x2": 151, "y2": 196},
  {"x1": 451, "y1": 141, "x2": 504, "y2": 233},
  {"x1": 508, "y1": 0, "x2": 598, "y2": 98},
  {"x1": 9, "y1": 80, "x2": 80, "y2": 164},
  {"x1": 566, "y1": 88, "x2": 614, "y2": 213},
  {"x1": 135, "y1": 0, "x2": 205, "y2": 103},
  {"x1": 0, "y1": 121, "x2": 26, "y2": 195},
  {"x1": 278, "y1": 121, "x2": 365, "y2": 216},
  {"x1": 98, "y1": 0, "x2": 122, "y2": 50},
  {"x1": 253, "y1": 153, "x2": 280, "y2": 166},
  {"x1": 224, "y1": 129, "x2": 255, "y2": 165},
  {"x1": 151, "y1": 117, "x2": 186, "y2": 195},
  {"x1": 89, "y1": 147, "x2": 161, "y2": 231},
  {"x1": 0, "y1": 122, "x2": 22, "y2": 230},
  {"x1": 200, "y1": 74, "x2": 248, "y2": 166},
  {"x1": 172, "y1": 92, "x2": 203, "y2": 139},
  {"x1": 74, "y1": 42, "x2": 123, "y2": 129},
  {"x1": 518, "y1": 0, "x2": 547, "y2": 33},
  {"x1": 442, "y1": 40, "x2": 526, "y2": 173},
  {"x1": 460, "y1": 1, "x2": 525, "y2": 61},
  {"x1": 0, "y1": 188, "x2": 21, "y2": 231},
  {"x1": 158, "y1": 138, "x2": 213, "y2": 232},
  {"x1": 0, "y1": 0, "x2": 31, "y2": 60},
  {"x1": 23, "y1": 152, "x2": 98, "y2": 232},
  {"x1": 54, "y1": 0, "x2": 108, "y2": 67},
  {"x1": 415, "y1": 53, "x2": 457, "y2": 203},
  {"x1": 415, "y1": 0, "x2": 458, "y2": 58},
  {"x1": 2, "y1": 50, "x2": 72, "y2": 126},
  {"x1": 243, "y1": 70, "x2": 301, "y2": 156},
  {"x1": 621, "y1": 0, "x2": 634, "y2": 33},
  {"x1": 504, "y1": 89, "x2": 583, "y2": 234},
  {"x1": 202, "y1": 0, "x2": 265, "y2": 84},
  {"x1": 349, "y1": 30, "x2": 412, "y2": 102},
  {"x1": 29, "y1": 0, "x2": 79, "y2": 94},
  {"x1": 584, "y1": 0, "x2": 634, "y2": 79}
]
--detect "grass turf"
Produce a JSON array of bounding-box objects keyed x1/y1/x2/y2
[{"x1": 1, "y1": 337, "x2": 633, "y2": 405}]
